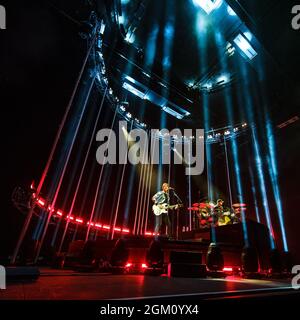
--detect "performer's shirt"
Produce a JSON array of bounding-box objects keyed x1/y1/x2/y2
[{"x1": 152, "y1": 191, "x2": 169, "y2": 205}]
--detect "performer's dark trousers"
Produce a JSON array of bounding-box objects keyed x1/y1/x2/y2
[{"x1": 155, "y1": 213, "x2": 171, "y2": 236}]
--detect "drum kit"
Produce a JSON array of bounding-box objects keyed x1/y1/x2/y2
[{"x1": 188, "y1": 201, "x2": 247, "y2": 228}]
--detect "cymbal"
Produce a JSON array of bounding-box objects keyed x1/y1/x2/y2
[
  {"x1": 199, "y1": 203, "x2": 209, "y2": 209},
  {"x1": 232, "y1": 203, "x2": 247, "y2": 207},
  {"x1": 188, "y1": 207, "x2": 199, "y2": 211},
  {"x1": 192, "y1": 202, "x2": 212, "y2": 208}
]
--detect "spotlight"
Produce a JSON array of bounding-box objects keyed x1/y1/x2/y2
[
  {"x1": 233, "y1": 34, "x2": 257, "y2": 60},
  {"x1": 125, "y1": 33, "x2": 135, "y2": 44},
  {"x1": 120, "y1": 105, "x2": 126, "y2": 112},
  {"x1": 226, "y1": 42, "x2": 235, "y2": 56},
  {"x1": 100, "y1": 21, "x2": 106, "y2": 35},
  {"x1": 244, "y1": 31, "x2": 253, "y2": 41},
  {"x1": 242, "y1": 122, "x2": 247, "y2": 127},
  {"x1": 193, "y1": 0, "x2": 223, "y2": 15},
  {"x1": 109, "y1": 88, "x2": 113, "y2": 95},
  {"x1": 126, "y1": 112, "x2": 132, "y2": 119},
  {"x1": 207, "y1": 135, "x2": 213, "y2": 139},
  {"x1": 227, "y1": 5, "x2": 236, "y2": 16},
  {"x1": 233, "y1": 127, "x2": 239, "y2": 132},
  {"x1": 118, "y1": 15, "x2": 125, "y2": 25},
  {"x1": 217, "y1": 74, "x2": 229, "y2": 84},
  {"x1": 206, "y1": 243, "x2": 224, "y2": 271},
  {"x1": 224, "y1": 130, "x2": 231, "y2": 135},
  {"x1": 203, "y1": 82, "x2": 212, "y2": 90},
  {"x1": 103, "y1": 77, "x2": 108, "y2": 85}
]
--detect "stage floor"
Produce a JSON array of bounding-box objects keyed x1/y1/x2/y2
[{"x1": 0, "y1": 268, "x2": 296, "y2": 300}]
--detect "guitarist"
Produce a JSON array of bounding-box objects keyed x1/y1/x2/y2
[{"x1": 152, "y1": 183, "x2": 173, "y2": 237}]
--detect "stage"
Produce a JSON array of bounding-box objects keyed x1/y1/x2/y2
[
  {"x1": 0, "y1": 267, "x2": 296, "y2": 301},
  {"x1": 2, "y1": 3, "x2": 300, "y2": 317}
]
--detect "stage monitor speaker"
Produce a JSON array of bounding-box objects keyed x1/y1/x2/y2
[
  {"x1": 241, "y1": 247, "x2": 258, "y2": 273},
  {"x1": 170, "y1": 251, "x2": 202, "y2": 264},
  {"x1": 269, "y1": 249, "x2": 283, "y2": 273},
  {"x1": 6, "y1": 267, "x2": 40, "y2": 282},
  {"x1": 110, "y1": 237, "x2": 152, "y2": 267},
  {"x1": 168, "y1": 263, "x2": 206, "y2": 278}
]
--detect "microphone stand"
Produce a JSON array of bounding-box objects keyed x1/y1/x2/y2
[{"x1": 170, "y1": 189, "x2": 183, "y2": 240}]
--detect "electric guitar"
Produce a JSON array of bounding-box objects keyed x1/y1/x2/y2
[{"x1": 152, "y1": 203, "x2": 183, "y2": 216}]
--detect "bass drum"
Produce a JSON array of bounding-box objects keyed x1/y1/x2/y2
[{"x1": 218, "y1": 212, "x2": 231, "y2": 226}]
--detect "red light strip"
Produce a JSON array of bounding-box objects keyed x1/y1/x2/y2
[
  {"x1": 30, "y1": 184, "x2": 128, "y2": 233},
  {"x1": 223, "y1": 267, "x2": 233, "y2": 272},
  {"x1": 37, "y1": 199, "x2": 45, "y2": 206}
]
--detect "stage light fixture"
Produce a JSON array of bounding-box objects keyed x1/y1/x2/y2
[
  {"x1": 244, "y1": 31, "x2": 253, "y2": 41},
  {"x1": 233, "y1": 33, "x2": 257, "y2": 60},
  {"x1": 227, "y1": 5, "x2": 236, "y2": 16},
  {"x1": 217, "y1": 74, "x2": 228, "y2": 84},
  {"x1": 226, "y1": 42, "x2": 235, "y2": 56},
  {"x1": 193, "y1": 0, "x2": 223, "y2": 15},
  {"x1": 206, "y1": 243, "x2": 224, "y2": 271},
  {"x1": 162, "y1": 106, "x2": 184, "y2": 119},
  {"x1": 122, "y1": 82, "x2": 147, "y2": 100},
  {"x1": 125, "y1": 33, "x2": 135, "y2": 44},
  {"x1": 100, "y1": 21, "x2": 106, "y2": 35},
  {"x1": 37, "y1": 199, "x2": 45, "y2": 206},
  {"x1": 118, "y1": 15, "x2": 125, "y2": 25}
]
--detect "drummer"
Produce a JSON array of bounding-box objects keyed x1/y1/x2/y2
[{"x1": 214, "y1": 199, "x2": 231, "y2": 226}]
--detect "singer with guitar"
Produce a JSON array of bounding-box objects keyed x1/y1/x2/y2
[{"x1": 152, "y1": 183, "x2": 182, "y2": 238}]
